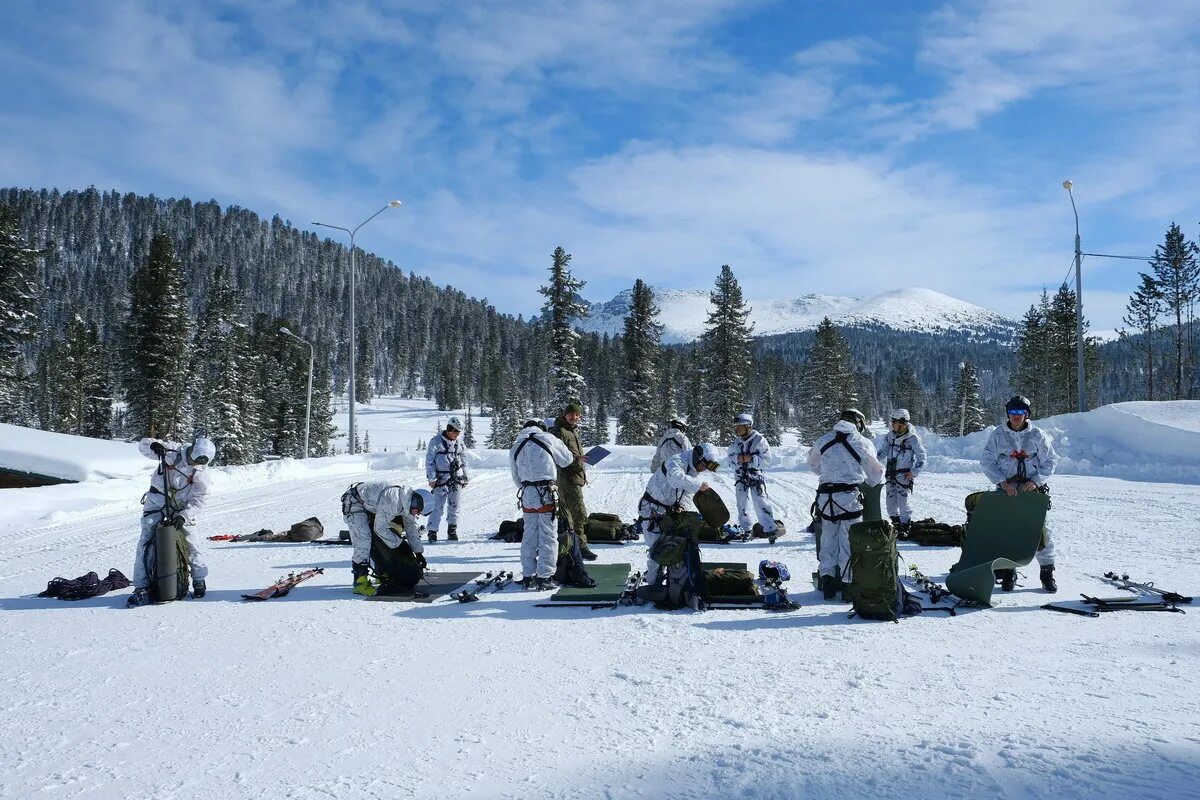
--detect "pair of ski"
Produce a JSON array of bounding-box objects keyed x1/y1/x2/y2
[
  {"x1": 241, "y1": 567, "x2": 325, "y2": 601},
  {"x1": 1043, "y1": 595, "x2": 1186, "y2": 618},
  {"x1": 451, "y1": 571, "x2": 515, "y2": 602}
]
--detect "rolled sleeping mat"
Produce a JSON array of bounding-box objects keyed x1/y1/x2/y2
[{"x1": 154, "y1": 520, "x2": 183, "y2": 602}]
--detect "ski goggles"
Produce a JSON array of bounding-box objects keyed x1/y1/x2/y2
[
  {"x1": 702, "y1": 459, "x2": 720, "y2": 471},
  {"x1": 190, "y1": 455, "x2": 210, "y2": 466},
  {"x1": 1006, "y1": 410, "x2": 1028, "y2": 417}
]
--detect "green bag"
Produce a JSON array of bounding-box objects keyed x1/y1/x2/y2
[
  {"x1": 648, "y1": 534, "x2": 689, "y2": 567},
  {"x1": 659, "y1": 510, "x2": 723, "y2": 543},
  {"x1": 704, "y1": 567, "x2": 755, "y2": 595},
  {"x1": 584, "y1": 512, "x2": 630, "y2": 542},
  {"x1": 848, "y1": 520, "x2": 920, "y2": 621},
  {"x1": 903, "y1": 519, "x2": 966, "y2": 547}
]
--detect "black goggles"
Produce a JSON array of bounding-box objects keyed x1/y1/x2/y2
[
  {"x1": 191, "y1": 455, "x2": 210, "y2": 466},
  {"x1": 703, "y1": 459, "x2": 720, "y2": 471}
]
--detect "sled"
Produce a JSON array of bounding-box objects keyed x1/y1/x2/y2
[{"x1": 945, "y1": 492, "x2": 1049, "y2": 606}]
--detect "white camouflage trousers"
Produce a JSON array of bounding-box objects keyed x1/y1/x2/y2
[
  {"x1": 133, "y1": 515, "x2": 208, "y2": 590},
  {"x1": 345, "y1": 510, "x2": 423, "y2": 565},
  {"x1": 428, "y1": 485, "x2": 460, "y2": 533},
  {"x1": 816, "y1": 489, "x2": 861, "y2": 580},
  {"x1": 885, "y1": 480, "x2": 914, "y2": 524},
  {"x1": 736, "y1": 479, "x2": 776, "y2": 532},
  {"x1": 519, "y1": 485, "x2": 558, "y2": 579}
]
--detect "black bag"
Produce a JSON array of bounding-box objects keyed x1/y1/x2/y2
[
  {"x1": 902, "y1": 519, "x2": 965, "y2": 547},
  {"x1": 39, "y1": 569, "x2": 132, "y2": 601},
  {"x1": 370, "y1": 535, "x2": 424, "y2": 594},
  {"x1": 496, "y1": 518, "x2": 525, "y2": 543},
  {"x1": 287, "y1": 517, "x2": 324, "y2": 542},
  {"x1": 555, "y1": 528, "x2": 596, "y2": 588}
]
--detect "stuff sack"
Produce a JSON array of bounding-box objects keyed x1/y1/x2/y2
[
  {"x1": 370, "y1": 534, "x2": 424, "y2": 594},
  {"x1": 639, "y1": 534, "x2": 707, "y2": 610},
  {"x1": 751, "y1": 520, "x2": 787, "y2": 540},
  {"x1": 847, "y1": 520, "x2": 922, "y2": 622},
  {"x1": 554, "y1": 528, "x2": 596, "y2": 588},
  {"x1": 287, "y1": 517, "x2": 324, "y2": 542},
  {"x1": 145, "y1": 521, "x2": 190, "y2": 603},
  {"x1": 659, "y1": 510, "x2": 725, "y2": 543},
  {"x1": 704, "y1": 567, "x2": 755, "y2": 596},
  {"x1": 902, "y1": 519, "x2": 965, "y2": 547},
  {"x1": 496, "y1": 518, "x2": 525, "y2": 543},
  {"x1": 584, "y1": 512, "x2": 633, "y2": 542}
]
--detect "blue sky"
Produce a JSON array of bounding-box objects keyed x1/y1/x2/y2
[{"x1": 2, "y1": 0, "x2": 1198, "y2": 330}]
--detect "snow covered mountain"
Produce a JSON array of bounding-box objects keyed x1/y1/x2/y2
[{"x1": 580, "y1": 286, "x2": 1016, "y2": 343}]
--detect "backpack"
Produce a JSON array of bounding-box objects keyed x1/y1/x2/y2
[
  {"x1": 638, "y1": 534, "x2": 707, "y2": 610},
  {"x1": 902, "y1": 519, "x2": 965, "y2": 547},
  {"x1": 660, "y1": 510, "x2": 725, "y2": 543},
  {"x1": 554, "y1": 528, "x2": 596, "y2": 588},
  {"x1": 370, "y1": 535, "x2": 424, "y2": 594},
  {"x1": 146, "y1": 520, "x2": 190, "y2": 602},
  {"x1": 847, "y1": 520, "x2": 922, "y2": 622},
  {"x1": 704, "y1": 567, "x2": 756, "y2": 596},
  {"x1": 286, "y1": 517, "x2": 324, "y2": 542},
  {"x1": 584, "y1": 512, "x2": 634, "y2": 542},
  {"x1": 497, "y1": 518, "x2": 525, "y2": 543}
]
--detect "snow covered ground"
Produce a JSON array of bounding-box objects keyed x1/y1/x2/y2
[{"x1": 2, "y1": 400, "x2": 1198, "y2": 799}]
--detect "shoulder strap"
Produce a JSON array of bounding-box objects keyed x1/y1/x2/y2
[
  {"x1": 820, "y1": 431, "x2": 861, "y2": 463},
  {"x1": 513, "y1": 433, "x2": 554, "y2": 460}
]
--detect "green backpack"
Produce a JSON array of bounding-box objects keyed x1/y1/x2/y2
[
  {"x1": 584, "y1": 512, "x2": 632, "y2": 542},
  {"x1": 660, "y1": 510, "x2": 724, "y2": 543},
  {"x1": 847, "y1": 520, "x2": 922, "y2": 621}
]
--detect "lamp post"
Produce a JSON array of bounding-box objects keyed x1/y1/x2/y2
[
  {"x1": 1062, "y1": 180, "x2": 1085, "y2": 414},
  {"x1": 313, "y1": 200, "x2": 402, "y2": 454},
  {"x1": 280, "y1": 327, "x2": 314, "y2": 458}
]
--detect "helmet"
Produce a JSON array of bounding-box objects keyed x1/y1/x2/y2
[
  {"x1": 693, "y1": 442, "x2": 721, "y2": 471},
  {"x1": 890, "y1": 408, "x2": 911, "y2": 423},
  {"x1": 188, "y1": 436, "x2": 216, "y2": 467},
  {"x1": 445, "y1": 416, "x2": 464, "y2": 433},
  {"x1": 669, "y1": 418, "x2": 688, "y2": 432},
  {"x1": 733, "y1": 413, "x2": 753, "y2": 427},
  {"x1": 408, "y1": 488, "x2": 434, "y2": 516},
  {"x1": 1005, "y1": 395, "x2": 1032, "y2": 415},
  {"x1": 839, "y1": 408, "x2": 866, "y2": 433},
  {"x1": 522, "y1": 418, "x2": 547, "y2": 431}
]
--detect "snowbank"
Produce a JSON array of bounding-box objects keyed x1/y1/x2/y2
[
  {"x1": 923, "y1": 401, "x2": 1200, "y2": 485},
  {"x1": 0, "y1": 424, "x2": 151, "y2": 482}
]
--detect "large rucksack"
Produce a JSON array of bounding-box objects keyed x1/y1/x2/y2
[
  {"x1": 584, "y1": 512, "x2": 636, "y2": 542},
  {"x1": 659, "y1": 510, "x2": 725, "y2": 543},
  {"x1": 901, "y1": 519, "x2": 965, "y2": 547},
  {"x1": 554, "y1": 528, "x2": 596, "y2": 588},
  {"x1": 638, "y1": 534, "x2": 707, "y2": 610},
  {"x1": 370, "y1": 534, "x2": 424, "y2": 594},
  {"x1": 847, "y1": 520, "x2": 922, "y2": 622}
]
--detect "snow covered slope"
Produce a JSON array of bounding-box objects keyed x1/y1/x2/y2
[
  {"x1": 0, "y1": 423, "x2": 151, "y2": 482},
  {"x1": 2, "y1": 399, "x2": 1198, "y2": 799},
  {"x1": 581, "y1": 286, "x2": 1015, "y2": 343}
]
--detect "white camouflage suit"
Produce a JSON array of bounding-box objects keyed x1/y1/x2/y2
[
  {"x1": 510, "y1": 425, "x2": 575, "y2": 579},
  {"x1": 133, "y1": 438, "x2": 211, "y2": 590},
  {"x1": 727, "y1": 429, "x2": 776, "y2": 533},
  {"x1": 425, "y1": 432, "x2": 468, "y2": 534},
  {"x1": 651, "y1": 426, "x2": 693, "y2": 510},
  {"x1": 807, "y1": 421, "x2": 885, "y2": 581},
  {"x1": 342, "y1": 482, "x2": 426, "y2": 566},
  {"x1": 639, "y1": 451, "x2": 707, "y2": 578},
  {"x1": 877, "y1": 426, "x2": 927, "y2": 525},
  {"x1": 980, "y1": 421, "x2": 1060, "y2": 566}
]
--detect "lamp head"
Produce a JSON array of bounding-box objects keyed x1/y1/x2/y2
[
  {"x1": 388, "y1": 200, "x2": 403, "y2": 208},
  {"x1": 1062, "y1": 179, "x2": 1073, "y2": 191}
]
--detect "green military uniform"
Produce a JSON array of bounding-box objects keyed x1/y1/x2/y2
[{"x1": 550, "y1": 414, "x2": 589, "y2": 546}]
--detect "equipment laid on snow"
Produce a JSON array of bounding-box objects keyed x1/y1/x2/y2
[
  {"x1": 492, "y1": 518, "x2": 525, "y2": 543},
  {"x1": 639, "y1": 535, "x2": 707, "y2": 610},
  {"x1": 209, "y1": 517, "x2": 325, "y2": 543},
  {"x1": 1100, "y1": 571, "x2": 1193, "y2": 604},
  {"x1": 555, "y1": 527, "x2": 596, "y2": 588},
  {"x1": 751, "y1": 520, "x2": 786, "y2": 543},
  {"x1": 899, "y1": 519, "x2": 965, "y2": 547},
  {"x1": 451, "y1": 571, "x2": 515, "y2": 602},
  {"x1": 906, "y1": 564, "x2": 953, "y2": 605},
  {"x1": 241, "y1": 567, "x2": 325, "y2": 601},
  {"x1": 1042, "y1": 603, "x2": 1099, "y2": 618},
  {"x1": 370, "y1": 536, "x2": 425, "y2": 595},
  {"x1": 366, "y1": 571, "x2": 485, "y2": 603},
  {"x1": 1080, "y1": 594, "x2": 1185, "y2": 614},
  {"x1": 40, "y1": 569, "x2": 132, "y2": 601},
  {"x1": 945, "y1": 492, "x2": 1049, "y2": 606},
  {"x1": 583, "y1": 512, "x2": 639, "y2": 543},
  {"x1": 846, "y1": 520, "x2": 923, "y2": 622}
]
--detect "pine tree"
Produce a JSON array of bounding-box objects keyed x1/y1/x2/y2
[
  {"x1": 308, "y1": 357, "x2": 336, "y2": 457},
  {"x1": 699, "y1": 265, "x2": 754, "y2": 445},
  {"x1": 193, "y1": 263, "x2": 259, "y2": 463},
  {"x1": 0, "y1": 204, "x2": 40, "y2": 424},
  {"x1": 755, "y1": 372, "x2": 783, "y2": 446},
  {"x1": 1122, "y1": 274, "x2": 1163, "y2": 400},
  {"x1": 463, "y1": 406, "x2": 477, "y2": 449},
  {"x1": 355, "y1": 321, "x2": 374, "y2": 405},
  {"x1": 53, "y1": 315, "x2": 112, "y2": 437},
  {"x1": 1149, "y1": 223, "x2": 1199, "y2": 399},
  {"x1": 363, "y1": 431, "x2": 371, "y2": 453},
  {"x1": 951, "y1": 362, "x2": 985, "y2": 435},
  {"x1": 888, "y1": 364, "x2": 924, "y2": 424},
  {"x1": 586, "y1": 393, "x2": 609, "y2": 446},
  {"x1": 616, "y1": 280, "x2": 662, "y2": 445},
  {"x1": 538, "y1": 246, "x2": 587, "y2": 414},
  {"x1": 123, "y1": 233, "x2": 193, "y2": 439},
  {"x1": 656, "y1": 348, "x2": 677, "y2": 426},
  {"x1": 1012, "y1": 294, "x2": 1051, "y2": 410},
  {"x1": 796, "y1": 318, "x2": 856, "y2": 444},
  {"x1": 486, "y1": 369, "x2": 525, "y2": 449},
  {"x1": 682, "y1": 346, "x2": 708, "y2": 442}
]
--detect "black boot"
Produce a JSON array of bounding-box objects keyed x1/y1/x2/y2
[
  {"x1": 820, "y1": 574, "x2": 838, "y2": 601},
  {"x1": 996, "y1": 568, "x2": 1017, "y2": 592},
  {"x1": 126, "y1": 588, "x2": 150, "y2": 607},
  {"x1": 447, "y1": 525, "x2": 459, "y2": 541},
  {"x1": 889, "y1": 515, "x2": 901, "y2": 527},
  {"x1": 536, "y1": 576, "x2": 560, "y2": 591},
  {"x1": 579, "y1": 546, "x2": 598, "y2": 562},
  {"x1": 427, "y1": 529, "x2": 438, "y2": 543},
  {"x1": 192, "y1": 580, "x2": 206, "y2": 599},
  {"x1": 352, "y1": 562, "x2": 370, "y2": 582},
  {"x1": 1040, "y1": 564, "x2": 1057, "y2": 593}
]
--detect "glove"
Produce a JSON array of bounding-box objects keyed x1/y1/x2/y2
[
  {"x1": 416, "y1": 552, "x2": 428, "y2": 569},
  {"x1": 169, "y1": 514, "x2": 187, "y2": 529},
  {"x1": 150, "y1": 441, "x2": 165, "y2": 457}
]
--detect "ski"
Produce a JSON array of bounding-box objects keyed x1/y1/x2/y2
[
  {"x1": 241, "y1": 567, "x2": 324, "y2": 601},
  {"x1": 310, "y1": 539, "x2": 353, "y2": 546},
  {"x1": 1080, "y1": 593, "x2": 1185, "y2": 613},
  {"x1": 451, "y1": 571, "x2": 514, "y2": 603},
  {"x1": 1043, "y1": 603, "x2": 1100, "y2": 618},
  {"x1": 1099, "y1": 571, "x2": 1192, "y2": 604}
]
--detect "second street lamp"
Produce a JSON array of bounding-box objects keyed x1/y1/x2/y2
[
  {"x1": 313, "y1": 200, "x2": 402, "y2": 454},
  {"x1": 280, "y1": 327, "x2": 314, "y2": 459}
]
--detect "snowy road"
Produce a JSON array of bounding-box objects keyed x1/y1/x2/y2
[{"x1": 2, "y1": 450, "x2": 1199, "y2": 800}]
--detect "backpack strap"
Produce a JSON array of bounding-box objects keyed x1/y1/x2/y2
[
  {"x1": 513, "y1": 433, "x2": 554, "y2": 460},
  {"x1": 820, "y1": 431, "x2": 862, "y2": 464}
]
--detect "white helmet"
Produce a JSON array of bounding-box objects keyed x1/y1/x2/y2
[
  {"x1": 669, "y1": 417, "x2": 688, "y2": 432},
  {"x1": 890, "y1": 408, "x2": 911, "y2": 423},
  {"x1": 188, "y1": 436, "x2": 216, "y2": 467},
  {"x1": 733, "y1": 413, "x2": 753, "y2": 427},
  {"x1": 445, "y1": 416, "x2": 464, "y2": 433},
  {"x1": 408, "y1": 488, "x2": 434, "y2": 516},
  {"x1": 693, "y1": 442, "x2": 721, "y2": 470}
]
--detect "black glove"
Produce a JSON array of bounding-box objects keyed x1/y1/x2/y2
[
  {"x1": 168, "y1": 515, "x2": 187, "y2": 529},
  {"x1": 416, "y1": 552, "x2": 428, "y2": 569},
  {"x1": 150, "y1": 441, "x2": 165, "y2": 457}
]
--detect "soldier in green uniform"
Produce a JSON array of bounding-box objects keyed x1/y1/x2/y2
[{"x1": 549, "y1": 401, "x2": 598, "y2": 561}]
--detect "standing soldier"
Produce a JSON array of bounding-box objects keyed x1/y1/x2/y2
[
  {"x1": 878, "y1": 408, "x2": 927, "y2": 533},
  {"x1": 727, "y1": 412, "x2": 777, "y2": 537},
  {"x1": 650, "y1": 418, "x2": 691, "y2": 473},
  {"x1": 807, "y1": 409, "x2": 885, "y2": 600},
  {"x1": 511, "y1": 419, "x2": 576, "y2": 590},
  {"x1": 425, "y1": 416, "x2": 469, "y2": 542},
  {"x1": 549, "y1": 401, "x2": 597, "y2": 561},
  {"x1": 980, "y1": 395, "x2": 1060, "y2": 592}
]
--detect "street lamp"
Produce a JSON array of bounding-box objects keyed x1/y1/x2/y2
[
  {"x1": 313, "y1": 200, "x2": 402, "y2": 454},
  {"x1": 280, "y1": 327, "x2": 314, "y2": 459},
  {"x1": 1062, "y1": 180, "x2": 1085, "y2": 414}
]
